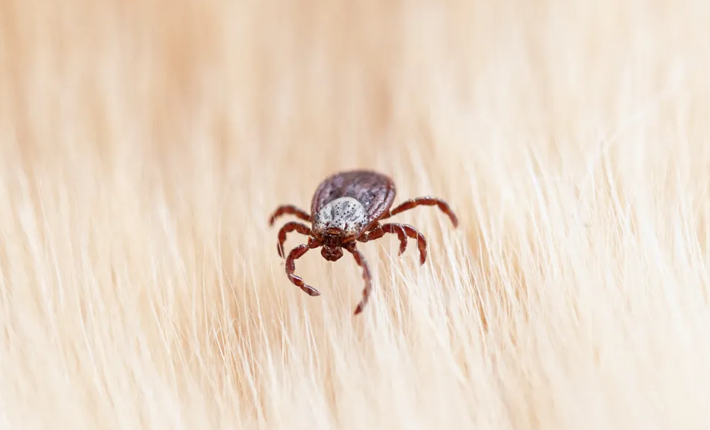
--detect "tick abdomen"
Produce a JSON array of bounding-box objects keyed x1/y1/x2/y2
[{"x1": 313, "y1": 197, "x2": 369, "y2": 236}]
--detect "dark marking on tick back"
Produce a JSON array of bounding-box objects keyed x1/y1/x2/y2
[{"x1": 269, "y1": 169, "x2": 458, "y2": 315}]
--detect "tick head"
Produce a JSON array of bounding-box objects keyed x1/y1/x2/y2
[
  {"x1": 321, "y1": 245, "x2": 343, "y2": 261},
  {"x1": 312, "y1": 197, "x2": 368, "y2": 239}
]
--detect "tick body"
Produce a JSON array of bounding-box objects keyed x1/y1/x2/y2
[{"x1": 269, "y1": 170, "x2": 458, "y2": 315}]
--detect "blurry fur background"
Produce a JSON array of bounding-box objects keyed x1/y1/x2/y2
[{"x1": 1, "y1": 0, "x2": 710, "y2": 429}]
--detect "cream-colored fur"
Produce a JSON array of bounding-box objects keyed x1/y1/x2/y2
[{"x1": 1, "y1": 0, "x2": 709, "y2": 428}]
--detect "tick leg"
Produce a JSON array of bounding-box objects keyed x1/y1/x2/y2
[
  {"x1": 382, "y1": 197, "x2": 458, "y2": 227},
  {"x1": 358, "y1": 224, "x2": 408, "y2": 256},
  {"x1": 285, "y1": 244, "x2": 321, "y2": 296},
  {"x1": 359, "y1": 223, "x2": 428, "y2": 265},
  {"x1": 269, "y1": 204, "x2": 311, "y2": 226},
  {"x1": 277, "y1": 222, "x2": 312, "y2": 258},
  {"x1": 388, "y1": 223, "x2": 428, "y2": 265},
  {"x1": 345, "y1": 243, "x2": 373, "y2": 315}
]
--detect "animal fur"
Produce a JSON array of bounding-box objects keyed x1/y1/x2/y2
[{"x1": 0, "y1": 0, "x2": 709, "y2": 428}]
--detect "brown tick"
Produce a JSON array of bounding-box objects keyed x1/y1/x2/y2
[{"x1": 269, "y1": 169, "x2": 458, "y2": 315}]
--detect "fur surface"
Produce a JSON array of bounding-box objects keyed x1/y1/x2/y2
[{"x1": 1, "y1": 0, "x2": 710, "y2": 429}]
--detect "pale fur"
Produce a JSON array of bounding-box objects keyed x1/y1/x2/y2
[{"x1": 1, "y1": 0, "x2": 710, "y2": 429}]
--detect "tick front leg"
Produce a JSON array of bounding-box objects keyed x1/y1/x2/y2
[
  {"x1": 382, "y1": 197, "x2": 458, "y2": 227},
  {"x1": 345, "y1": 243, "x2": 373, "y2": 315},
  {"x1": 277, "y1": 221, "x2": 312, "y2": 258},
  {"x1": 358, "y1": 224, "x2": 408, "y2": 255},
  {"x1": 269, "y1": 204, "x2": 311, "y2": 226},
  {"x1": 285, "y1": 244, "x2": 321, "y2": 296},
  {"x1": 384, "y1": 223, "x2": 428, "y2": 265},
  {"x1": 359, "y1": 223, "x2": 428, "y2": 265}
]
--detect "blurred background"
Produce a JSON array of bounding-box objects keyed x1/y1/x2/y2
[{"x1": 2, "y1": 0, "x2": 710, "y2": 429}]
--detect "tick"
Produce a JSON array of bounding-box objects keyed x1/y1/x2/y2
[{"x1": 268, "y1": 169, "x2": 458, "y2": 315}]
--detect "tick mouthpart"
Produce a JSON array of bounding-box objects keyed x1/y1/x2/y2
[{"x1": 321, "y1": 245, "x2": 344, "y2": 262}]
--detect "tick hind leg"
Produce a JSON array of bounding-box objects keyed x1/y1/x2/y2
[
  {"x1": 277, "y1": 222, "x2": 311, "y2": 258},
  {"x1": 345, "y1": 243, "x2": 373, "y2": 315},
  {"x1": 285, "y1": 244, "x2": 321, "y2": 296},
  {"x1": 382, "y1": 197, "x2": 458, "y2": 227},
  {"x1": 269, "y1": 204, "x2": 311, "y2": 226},
  {"x1": 360, "y1": 223, "x2": 428, "y2": 265}
]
